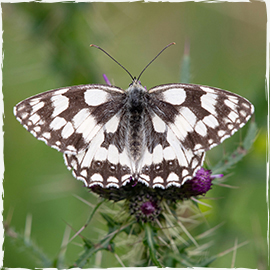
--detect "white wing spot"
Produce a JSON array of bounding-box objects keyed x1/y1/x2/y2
[
  {"x1": 17, "y1": 104, "x2": 25, "y2": 111},
  {"x1": 174, "y1": 114, "x2": 193, "y2": 138},
  {"x1": 240, "y1": 110, "x2": 247, "y2": 117},
  {"x1": 61, "y1": 122, "x2": 75, "y2": 139},
  {"x1": 153, "y1": 176, "x2": 164, "y2": 183},
  {"x1": 228, "y1": 111, "x2": 239, "y2": 122},
  {"x1": 70, "y1": 159, "x2": 77, "y2": 170},
  {"x1": 55, "y1": 88, "x2": 69, "y2": 95},
  {"x1": 224, "y1": 99, "x2": 237, "y2": 111},
  {"x1": 242, "y1": 102, "x2": 250, "y2": 109},
  {"x1": 203, "y1": 115, "x2": 219, "y2": 129},
  {"x1": 107, "y1": 176, "x2": 119, "y2": 183},
  {"x1": 73, "y1": 109, "x2": 99, "y2": 142},
  {"x1": 66, "y1": 145, "x2": 76, "y2": 152},
  {"x1": 239, "y1": 122, "x2": 245, "y2": 128},
  {"x1": 194, "y1": 144, "x2": 202, "y2": 151},
  {"x1": 163, "y1": 146, "x2": 176, "y2": 160},
  {"x1": 29, "y1": 114, "x2": 41, "y2": 124},
  {"x1": 105, "y1": 114, "x2": 120, "y2": 133},
  {"x1": 167, "y1": 172, "x2": 179, "y2": 182},
  {"x1": 84, "y1": 89, "x2": 108, "y2": 106},
  {"x1": 31, "y1": 101, "x2": 45, "y2": 114},
  {"x1": 201, "y1": 93, "x2": 218, "y2": 115},
  {"x1": 50, "y1": 117, "x2": 67, "y2": 130},
  {"x1": 80, "y1": 170, "x2": 87, "y2": 178},
  {"x1": 80, "y1": 129, "x2": 105, "y2": 167},
  {"x1": 108, "y1": 144, "x2": 119, "y2": 164},
  {"x1": 94, "y1": 147, "x2": 107, "y2": 161},
  {"x1": 29, "y1": 98, "x2": 41, "y2": 106},
  {"x1": 121, "y1": 175, "x2": 131, "y2": 183},
  {"x1": 195, "y1": 120, "x2": 207, "y2": 137},
  {"x1": 30, "y1": 130, "x2": 37, "y2": 136},
  {"x1": 180, "y1": 107, "x2": 197, "y2": 127},
  {"x1": 153, "y1": 144, "x2": 163, "y2": 164},
  {"x1": 73, "y1": 108, "x2": 90, "y2": 129},
  {"x1": 141, "y1": 149, "x2": 152, "y2": 167},
  {"x1": 191, "y1": 158, "x2": 198, "y2": 168},
  {"x1": 218, "y1": 130, "x2": 226, "y2": 137},
  {"x1": 227, "y1": 123, "x2": 234, "y2": 130},
  {"x1": 51, "y1": 95, "x2": 69, "y2": 117},
  {"x1": 182, "y1": 169, "x2": 189, "y2": 177},
  {"x1": 200, "y1": 86, "x2": 216, "y2": 93},
  {"x1": 162, "y1": 88, "x2": 186, "y2": 105},
  {"x1": 220, "y1": 134, "x2": 230, "y2": 143},
  {"x1": 42, "y1": 132, "x2": 51, "y2": 139},
  {"x1": 166, "y1": 129, "x2": 188, "y2": 167},
  {"x1": 20, "y1": 113, "x2": 28, "y2": 120},
  {"x1": 33, "y1": 126, "x2": 41, "y2": 133},
  {"x1": 152, "y1": 114, "x2": 166, "y2": 133},
  {"x1": 92, "y1": 173, "x2": 103, "y2": 182},
  {"x1": 140, "y1": 174, "x2": 150, "y2": 182}
]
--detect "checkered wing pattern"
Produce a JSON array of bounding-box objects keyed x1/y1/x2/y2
[{"x1": 14, "y1": 82, "x2": 254, "y2": 188}]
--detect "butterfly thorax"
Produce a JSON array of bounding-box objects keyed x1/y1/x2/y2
[{"x1": 126, "y1": 82, "x2": 147, "y2": 162}]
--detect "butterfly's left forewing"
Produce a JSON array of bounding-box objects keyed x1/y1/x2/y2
[
  {"x1": 14, "y1": 84, "x2": 126, "y2": 154},
  {"x1": 148, "y1": 83, "x2": 254, "y2": 153}
]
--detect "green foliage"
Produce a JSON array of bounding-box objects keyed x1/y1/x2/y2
[{"x1": 4, "y1": 3, "x2": 265, "y2": 269}]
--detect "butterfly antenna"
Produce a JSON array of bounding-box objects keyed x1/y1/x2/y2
[
  {"x1": 90, "y1": 44, "x2": 134, "y2": 81},
  {"x1": 137, "y1": 42, "x2": 176, "y2": 81}
]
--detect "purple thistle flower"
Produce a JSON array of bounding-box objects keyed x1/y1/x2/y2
[
  {"x1": 89, "y1": 168, "x2": 222, "y2": 222},
  {"x1": 188, "y1": 168, "x2": 213, "y2": 195},
  {"x1": 129, "y1": 194, "x2": 161, "y2": 222},
  {"x1": 179, "y1": 168, "x2": 223, "y2": 198},
  {"x1": 141, "y1": 201, "x2": 156, "y2": 215}
]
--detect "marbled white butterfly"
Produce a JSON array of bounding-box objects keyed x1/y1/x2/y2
[{"x1": 14, "y1": 43, "x2": 254, "y2": 189}]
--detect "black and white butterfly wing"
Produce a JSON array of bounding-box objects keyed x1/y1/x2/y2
[
  {"x1": 135, "y1": 83, "x2": 254, "y2": 188},
  {"x1": 14, "y1": 84, "x2": 126, "y2": 154},
  {"x1": 64, "y1": 109, "x2": 134, "y2": 188},
  {"x1": 148, "y1": 83, "x2": 254, "y2": 153}
]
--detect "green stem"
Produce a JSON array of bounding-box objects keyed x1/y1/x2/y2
[{"x1": 144, "y1": 222, "x2": 162, "y2": 267}]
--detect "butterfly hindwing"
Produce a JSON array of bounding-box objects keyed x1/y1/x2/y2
[
  {"x1": 14, "y1": 84, "x2": 126, "y2": 154},
  {"x1": 136, "y1": 109, "x2": 205, "y2": 188},
  {"x1": 148, "y1": 83, "x2": 254, "y2": 153},
  {"x1": 64, "y1": 110, "x2": 133, "y2": 188}
]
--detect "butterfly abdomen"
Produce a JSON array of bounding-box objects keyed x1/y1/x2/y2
[{"x1": 127, "y1": 84, "x2": 147, "y2": 161}]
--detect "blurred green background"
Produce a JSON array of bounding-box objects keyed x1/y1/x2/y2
[{"x1": 3, "y1": 2, "x2": 267, "y2": 268}]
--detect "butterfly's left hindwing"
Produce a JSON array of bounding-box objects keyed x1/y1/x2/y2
[
  {"x1": 64, "y1": 110, "x2": 134, "y2": 188},
  {"x1": 14, "y1": 85, "x2": 126, "y2": 154}
]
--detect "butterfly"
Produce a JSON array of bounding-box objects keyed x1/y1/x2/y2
[{"x1": 14, "y1": 44, "x2": 254, "y2": 189}]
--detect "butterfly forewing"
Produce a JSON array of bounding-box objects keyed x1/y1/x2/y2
[
  {"x1": 148, "y1": 83, "x2": 254, "y2": 153},
  {"x1": 14, "y1": 84, "x2": 126, "y2": 154}
]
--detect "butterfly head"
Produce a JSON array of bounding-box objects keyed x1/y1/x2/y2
[{"x1": 128, "y1": 78, "x2": 147, "y2": 93}]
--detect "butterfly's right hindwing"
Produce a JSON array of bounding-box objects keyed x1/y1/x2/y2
[{"x1": 14, "y1": 85, "x2": 126, "y2": 154}]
